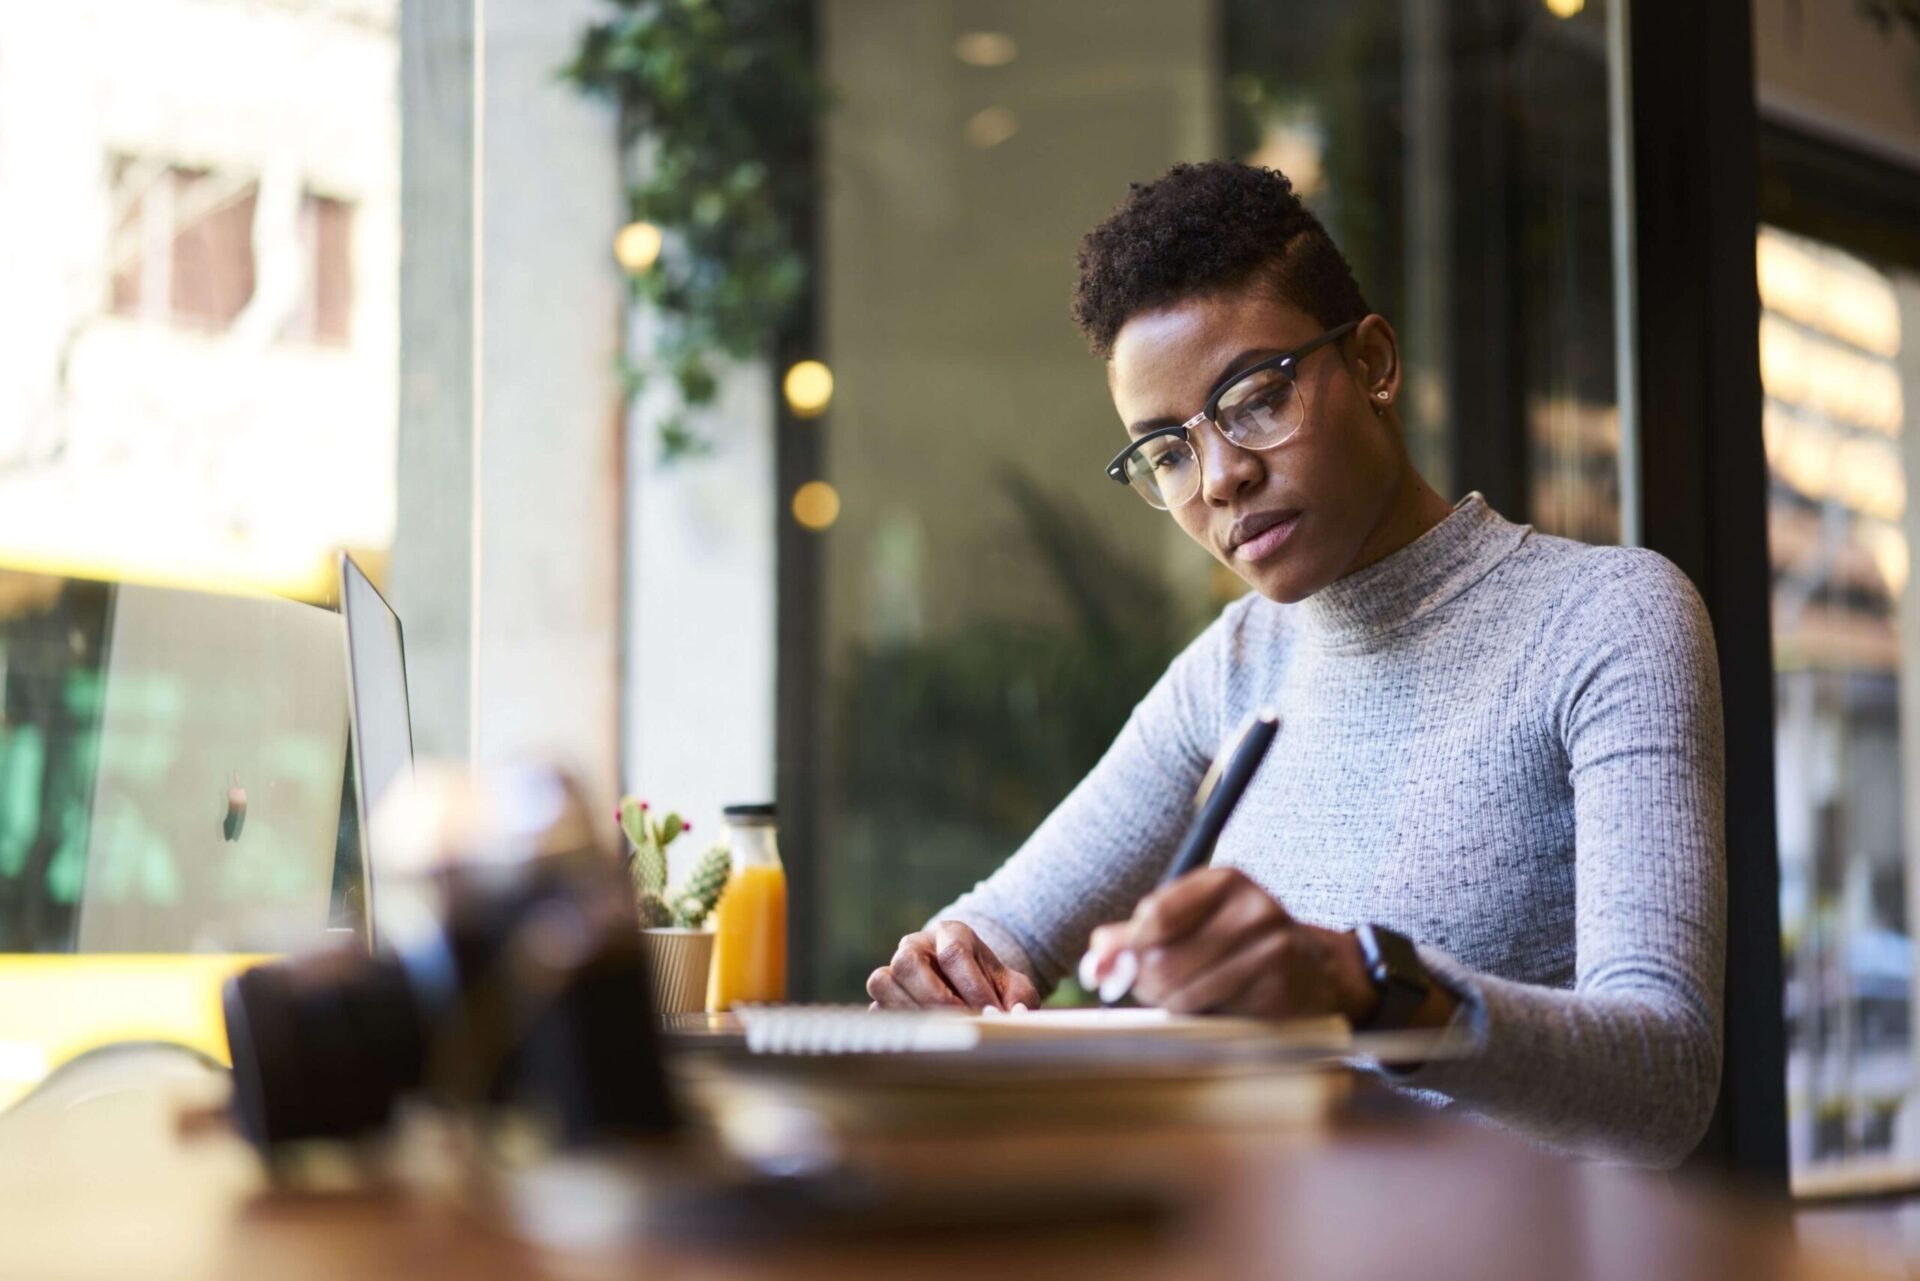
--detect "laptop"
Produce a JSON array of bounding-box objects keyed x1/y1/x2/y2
[
  {"x1": 338, "y1": 554, "x2": 414, "y2": 949},
  {"x1": 73, "y1": 583, "x2": 350, "y2": 953}
]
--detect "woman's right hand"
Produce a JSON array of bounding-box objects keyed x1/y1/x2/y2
[{"x1": 866, "y1": 920, "x2": 1042, "y2": 1012}]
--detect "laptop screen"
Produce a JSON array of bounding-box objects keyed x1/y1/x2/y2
[
  {"x1": 0, "y1": 570, "x2": 352, "y2": 954},
  {"x1": 339, "y1": 555, "x2": 412, "y2": 942}
]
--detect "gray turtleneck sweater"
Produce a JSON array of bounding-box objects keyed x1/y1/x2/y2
[{"x1": 938, "y1": 494, "x2": 1726, "y2": 1167}]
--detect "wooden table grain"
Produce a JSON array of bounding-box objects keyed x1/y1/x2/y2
[{"x1": 0, "y1": 1044, "x2": 1897, "y2": 1281}]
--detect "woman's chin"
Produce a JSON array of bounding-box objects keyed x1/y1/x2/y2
[
  {"x1": 1215, "y1": 520, "x2": 1341, "y2": 603},
  {"x1": 1237, "y1": 559, "x2": 1324, "y2": 605}
]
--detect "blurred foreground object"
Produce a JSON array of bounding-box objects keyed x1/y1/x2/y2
[{"x1": 222, "y1": 762, "x2": 676, "y2": 1154}]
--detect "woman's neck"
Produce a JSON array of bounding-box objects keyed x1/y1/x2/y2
[{"x1": 1346, "y1": 468, "x2": 1456, "y2": 577}]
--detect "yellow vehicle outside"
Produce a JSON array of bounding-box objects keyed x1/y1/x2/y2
[{"x1": 0, "y1": 954, "x2": 268, "y2": 1109}]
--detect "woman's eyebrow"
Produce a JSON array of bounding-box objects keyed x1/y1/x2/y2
[
  {"x1": 1124, "y1": 347, "x2": 1286, "y2": 438},
  {"x1": 1213, "y1": 346, "x2": 1285, "y2": 388}
]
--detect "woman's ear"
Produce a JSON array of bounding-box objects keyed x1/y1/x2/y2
[{"x1": 1351, "y1": 314, "x2": 1401, "y2": 415}]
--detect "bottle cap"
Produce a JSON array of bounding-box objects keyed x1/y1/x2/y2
[{"x1": 722, "y1": 803, "x2": 777, "y2": 820}]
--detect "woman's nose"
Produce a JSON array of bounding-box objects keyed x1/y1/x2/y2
[{"x1": 1193, "y1": 420, "x2": 1262, "y2": 505}]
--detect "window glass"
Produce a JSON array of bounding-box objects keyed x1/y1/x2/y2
[
  {"x1": 1762, "y1": 223, "x2": 1920, "y2": 1172},
  {"x1": 805, "y1": 0, "x2": 1624, "y2": 995}
]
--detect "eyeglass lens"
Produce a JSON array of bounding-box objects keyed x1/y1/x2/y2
[{"x1": 1121, "y1": 363, "x2": 1303, "y2": 509}]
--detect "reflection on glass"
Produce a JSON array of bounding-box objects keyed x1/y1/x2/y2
[
  {"x1": 1763, "y1": 224, "x2": 1919, "y2": 1173},
  {"x1": 811, "y1": 0, "x2": 1623, "y2": 996}
]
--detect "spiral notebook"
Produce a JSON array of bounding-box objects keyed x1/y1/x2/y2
[
  {"x1": 731, "y1": 1005, "x2": 1352, "y2": 1056},
  {"x1": 688, "y1": 1007, "x2": 1364, "y2": 1133}
]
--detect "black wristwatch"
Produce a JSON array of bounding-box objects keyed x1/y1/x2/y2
[{"x1": 1354, "y1": 924, "x2": 1431, "y2": 1031}]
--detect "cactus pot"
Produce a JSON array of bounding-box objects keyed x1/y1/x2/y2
[{"x1": 639, "y1": 927, "x2": 716, "y2": 1014}]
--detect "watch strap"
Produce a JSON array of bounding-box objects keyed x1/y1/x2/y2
[{"x1": 1355, "y1": 924, "x2": 1430, "y2": 1032}]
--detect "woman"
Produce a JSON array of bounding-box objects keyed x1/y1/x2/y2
[{"x1": 865, "y1": 161, "x2": 1725, "y2": 1168}]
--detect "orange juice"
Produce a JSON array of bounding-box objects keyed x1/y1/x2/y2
[
  {"x1": 706, "y1": 863, "x2": 787, "y2": 1010},
  {"x1": 706, "y1": 804, "x2": 788, "y2": 1011}
]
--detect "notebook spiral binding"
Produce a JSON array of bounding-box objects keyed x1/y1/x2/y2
[{"x1": 735, "y1": 1006, "x2": 983, "y2": 1055}]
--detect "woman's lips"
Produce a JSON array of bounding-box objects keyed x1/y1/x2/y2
[{"x1": 1232, "y1": 513, "x2": 1302, "y2": 562}]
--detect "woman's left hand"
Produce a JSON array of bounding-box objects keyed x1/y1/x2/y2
[{"x1": 1084, "y1": 867, "x2": 1378, "y2": 1020}]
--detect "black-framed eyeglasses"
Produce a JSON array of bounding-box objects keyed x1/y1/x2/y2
[{"x1": 1104, "y1": 320, "x2": 1359, "y2": 510}]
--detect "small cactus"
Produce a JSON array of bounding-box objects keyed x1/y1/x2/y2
[
  {"x1": 635, "y1": 894, "x2": 674, "y2": 930},
  {"x1": 622, "y1": 797, "x2": 668, "y2": 899},
  {"x1": 618, "y1": 795, "x2": 730, "y2": 930},
  {"x1": 671, "y1": 843, "x2": 732, "y2": 929}
]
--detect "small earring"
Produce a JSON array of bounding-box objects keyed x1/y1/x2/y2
[{"x1": 1375, "y1": 391, "x2": 1389, "y2": 400}]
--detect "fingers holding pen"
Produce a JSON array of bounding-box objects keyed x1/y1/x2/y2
[
  {"x1": 1156, "y1": 926, "x2": 1293, "y2": 1014},
  {"x1": 1132, "y1": 868, "x2": 1288, "y2": 950},
  {"x1": 1133, "y1": 874, "x2": 1293, "y2": 1004},
  {"x1": 1083, "y1": 869, "x2": 1289, "y2": 979}
]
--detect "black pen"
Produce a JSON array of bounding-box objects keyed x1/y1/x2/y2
[{"x1": 1078, "y1": 709, "x2": 1282, "y2": 1004}]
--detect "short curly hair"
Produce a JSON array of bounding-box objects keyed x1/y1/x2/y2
[{"x1": 1070, "y1": 161, "x2": 1371, "y2": 360}]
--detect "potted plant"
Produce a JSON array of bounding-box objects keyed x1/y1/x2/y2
[{"x1": 620, "y1": 797, "x2": 731, "y2": 1014}]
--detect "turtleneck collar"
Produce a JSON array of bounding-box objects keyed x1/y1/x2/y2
[{"x1": 1292, "y1": 492, "x2": 1529, "y2": 647}]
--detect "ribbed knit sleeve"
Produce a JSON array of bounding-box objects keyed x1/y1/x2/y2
[{"x1": 1389, "y1": 549, "x2": 1726, "y2": 1166}]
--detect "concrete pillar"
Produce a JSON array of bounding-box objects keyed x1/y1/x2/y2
[
  {"x1": 393, "y1": 0, "x2": 624, "y2": 808},
  {"x1": 471, "y1": 0, "x2": 623, "y2": 807},
  {"x1": 392, "y1": 0, "x2": 477, "y2": 762}
]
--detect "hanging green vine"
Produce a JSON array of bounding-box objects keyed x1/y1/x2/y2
[{"x1": 565, "y1": 0, "x2": 825, "y2": 459}]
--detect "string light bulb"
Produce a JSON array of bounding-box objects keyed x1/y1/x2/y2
[
  {"x1": 783, "y1": 360, "x2": 834, "y2": 417},
  {"x1": 614, "y1": 221, "x2": 663, "y2": 273},
  {"x1": 792, "y1": 481, "x2": 841, "y2": 531}
]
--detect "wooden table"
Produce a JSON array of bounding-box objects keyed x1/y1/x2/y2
[{"x1": 0, "y1": 1042, "x2": 1898, "y2": 1281}]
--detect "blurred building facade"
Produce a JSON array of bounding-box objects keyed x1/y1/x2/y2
[{"x1": 0, "y1": 0, "x2": 399, "y2": 599}]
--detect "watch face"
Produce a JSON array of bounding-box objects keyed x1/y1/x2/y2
[
  {"x1": 1374, "y1": 926, "x2": 1421, "y2": 974},
  {"x1": 1358, "y1": 924, "x2": 1430, "y2": 1032},
  {"x1": 1361, "y1": 925, "x2": 1428, "y2": 989}
]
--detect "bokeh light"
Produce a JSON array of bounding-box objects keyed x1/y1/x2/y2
[
  {"x1": 614, "y1": 220, "x2": 663, "y2": 273},
  {"x1": 791, "y1": 480, "x2": 840, "y2": 531},
  {"x1": 783, "y1": 360, "x2": 834, "y2": 417},
  {"x1": 954, "y1": 32, "x2": 1018, "y2": 67}
]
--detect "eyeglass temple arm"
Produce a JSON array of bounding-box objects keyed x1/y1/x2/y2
[{"x1": 1196, "y1": 318, "x2": 1362, "y2": 412}]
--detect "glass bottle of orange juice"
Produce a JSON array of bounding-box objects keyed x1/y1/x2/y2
[{"x1": 707, "y1": 804, "x2": 787, "y2": 1011}]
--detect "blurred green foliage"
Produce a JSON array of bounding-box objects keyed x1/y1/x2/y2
[
  {"x1": 820, "y1": 473, "x2": 1198, "y2": 997},
  {"x1": 565, "y1": 0, "x2": 827, "y2": 460}
]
